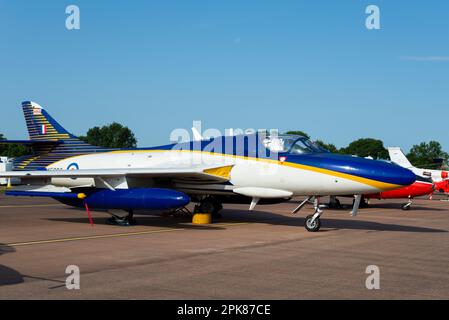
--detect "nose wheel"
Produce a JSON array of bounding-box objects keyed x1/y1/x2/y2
[
  {"x1": 305, "y1": 214, "x2": 321, "y2": 232},
  {"x1": 304, "y1": 197, "x2": 324, "y2": 232}
]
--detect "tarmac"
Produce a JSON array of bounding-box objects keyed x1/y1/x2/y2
[{"x1": 1, "y1": 193, "x2": 449, "y2": 299}]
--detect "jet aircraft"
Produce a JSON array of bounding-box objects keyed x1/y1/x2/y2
[
  {"x1": 388, "y1": 147, "x2": 448, "y2": 183},
  {"x1": 0, "y1": 101, "x2": 416, "y2": 232},
  {"x1": 363, "y1": 175, "x2": 434, "y2": 210}
]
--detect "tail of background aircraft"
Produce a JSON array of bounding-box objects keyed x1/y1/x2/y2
[
  {"x1": 388, "y1": 147, "x2": 414, "y2": 169},
  {"x1": 0, "y1": 101, "x2": 112, "y2": 170}
]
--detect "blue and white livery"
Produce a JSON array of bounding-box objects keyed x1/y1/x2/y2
[{"x1": 0, "y1": 101, "x2": 416, "y2": 232}]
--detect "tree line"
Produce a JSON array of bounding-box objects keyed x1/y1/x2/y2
[{"x1": 1, "y1": 125, "x2": 447, "y2": 169}]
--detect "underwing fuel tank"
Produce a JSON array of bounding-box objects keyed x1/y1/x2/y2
[
  {"x1": 57, "y1": 188, "x2": 190, "y2": 211},
  {"x1": 85, "y1": 188, "x2": 190, "y2": 210}
]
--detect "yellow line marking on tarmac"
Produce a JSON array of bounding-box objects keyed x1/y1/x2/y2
[
  {"x1": 5, "y1": 222, "x2": 251, "y2": 247},
  {"x1": 0, "y1": 204, "x2": 63, "y2": 209}
]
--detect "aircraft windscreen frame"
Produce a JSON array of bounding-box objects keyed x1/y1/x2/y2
[{"x1": 263, "y1": 134, "x2": 328, "y2": 154}]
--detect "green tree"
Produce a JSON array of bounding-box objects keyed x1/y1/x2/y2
[
  {"x1": 407, "y1": 141, "x2": 449, "y2": 168},
  {"x1": 79, "y1": 122, "x2": 137, "y2": 148},
  {"x1": 285, "y1": 131, "x2": 310, "y2": 139},
  {"x1": 340, "y1": 138, "x2": 388, "y2": 159},
  {"x1": 315, "y1": 140, "x2": 338, "y2": 153},
  {"x1": 0, "y1": 133, "x2": 5, "y2": 156},
  {"x1": 0, "y1": 133, "x2": 30, "y2": 158}
]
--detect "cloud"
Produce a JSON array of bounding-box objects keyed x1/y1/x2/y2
[{"x1": 399, "y1": 56, "x2": 449, "y2": 61}]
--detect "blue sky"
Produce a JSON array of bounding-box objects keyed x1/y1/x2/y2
[{"x1": 0, "y1": 1, "x2": 448, "y2": 152}]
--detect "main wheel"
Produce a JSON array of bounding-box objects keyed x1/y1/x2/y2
[
  {"x1": 305, "y1": 215, "x2": 321, "y2": 232},
  {"x1": 401, "y1": 203, "x2": 411, "y2": 211},
  {"x1": 328, "y1": 198, "x2": 341, "y2": 209},
  {"x1": 198, "y1": 197, "x2": 222, "y2": 217}
]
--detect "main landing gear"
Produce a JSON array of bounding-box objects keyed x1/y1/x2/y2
[
  {"x1": 350, "y1": 197, "x2": 369, "y2": 209},
  {"x1": 194, "y1": 196, "x2": 223, "y2": 218},
  {"x1": 328, "y1": 196, "x2": 342, "y2": 209},
  {"x1": 106, "y1": 210, "x2": 137, "y2": 226},
  {"x1": 401, "y1": 197, "x2": 412, "y2": 211}
]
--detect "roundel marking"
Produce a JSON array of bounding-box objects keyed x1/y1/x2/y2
[{"x1": 67, "y1": 163, "x2": 79, "y2": 171}]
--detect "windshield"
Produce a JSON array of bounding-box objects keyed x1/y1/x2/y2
[{"x1": 262, "y1": 135, "x2": 325, "y2": 154}]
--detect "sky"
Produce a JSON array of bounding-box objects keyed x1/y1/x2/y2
[{"x1": 0, "y1": 1, "x2": 448, "y2": 152}]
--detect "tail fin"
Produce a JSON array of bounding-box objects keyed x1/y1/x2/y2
[
  {"x1": 11, "y1": 101, "x2": 112, "y2": 170},
  {"x1": 22, "y1": 101, "x2": 74, "y2": 141},
  {"x1": 388, "y1": 147, "x2": 414, "y2": 169}
]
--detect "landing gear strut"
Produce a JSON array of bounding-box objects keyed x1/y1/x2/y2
[
  {"x1": 304, "y1": 197, "x2": 323, "y2": 232},
  {"x1": 195, "y1": 196, "x2": 223, "y2": 218},
  {"x1": 401, "y1": 198, "x2": 412, "y2": 211},
  {"x1": 106, "y1": 210, "x2": 137, "y2": 226}
]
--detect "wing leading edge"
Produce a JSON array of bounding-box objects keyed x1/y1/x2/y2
[{"x1": 0, "y1": 165, "x2": 234, "y2": 183}]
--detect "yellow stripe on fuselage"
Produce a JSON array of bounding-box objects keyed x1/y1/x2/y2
[{"x1": 281, "y1": 161, "x2": 400, "y2": 190}]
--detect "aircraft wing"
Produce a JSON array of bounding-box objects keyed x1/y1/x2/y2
[{"x1": 0, "y1": 165, "x2": 234, "y2": 183}]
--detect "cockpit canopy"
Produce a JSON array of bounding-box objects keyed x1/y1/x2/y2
[{"x1": 262, "y1": 134, "x2": 328, "y2": 154}]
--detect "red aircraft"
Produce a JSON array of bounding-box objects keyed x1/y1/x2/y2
[
  {"x1": 363, "y1": 175, "x2": 435, "y2": 210},
  {"x1": 435, "y1": 179, "x2": 449, "y2": 194}
]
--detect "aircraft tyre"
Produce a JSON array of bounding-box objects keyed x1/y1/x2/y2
[
  {"x1": 328, "y1": 197, "x2": 341, "y2": 209},
  {"x1": 106, "y1": 210, "x2": 137, "y2": 226},
  {"x1": 305, "y1": 214, "x2": 321, "y2": 232},
  {"x1": 198, "y1": 197, "x2": 223, "y2": 218},
  {"x1": 401, "y1": 203, "x2": 411, "y2": 211}
]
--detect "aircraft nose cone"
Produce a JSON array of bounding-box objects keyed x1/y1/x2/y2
[
  {"x1": 289, "y1": 153, "x2": 416, "y2": 189},
  {"x1": 384, "y1": 164, "x2": 416, "y2": 187},
  {"x1": 341, "y1": 156, "x2": 416, "y2": 187}
]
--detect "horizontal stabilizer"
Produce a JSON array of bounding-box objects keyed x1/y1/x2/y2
[{"x1": 0, "y1": 140, "x2": 61, "y2": 145}]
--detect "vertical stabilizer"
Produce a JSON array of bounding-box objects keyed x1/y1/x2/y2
[{"x1": 388, "y1": 147, "x2": 414, "y2": 169}]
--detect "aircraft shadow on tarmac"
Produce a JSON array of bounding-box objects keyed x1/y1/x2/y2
[
  {"x1": 44, "y1": 207, "x2": 447, "y2": 233},
  {"x1": 220, "y1": 209, "x2": 447, "y2": 233},
  {"x1": 0, "y1": 244, "x2": 24, "y2": 286},
  {"x1": 357, "y1": 204, "x2": 446, "y2": 211},
  {"x1": 288, "y1": 199, "x2": 448, "y2": 212},
  {"x1": 46, "y1": 215, "x2": 227, "y2": 231}
]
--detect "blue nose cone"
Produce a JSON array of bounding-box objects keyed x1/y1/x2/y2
[
  {"x1": 287, "y1": 153, "x2": 416, "y2": 187},
  {"x1": 360, "y1": 159, "x2": 417, "y2": 186},
  {"x1": 381, "y1": 162, "x2": 416, "y2": 187}
]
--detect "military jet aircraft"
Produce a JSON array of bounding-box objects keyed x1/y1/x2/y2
[{"x1": 0, "y1": 101, "x2": 416, "y2": 232}]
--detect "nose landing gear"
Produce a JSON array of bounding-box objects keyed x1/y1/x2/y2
[
  {"x1": 304, "y1": 197, "x2": 324, "y2": 232},
  {"x1": 296, "y1": 194, "x2": 363, "y2": 232}
]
